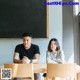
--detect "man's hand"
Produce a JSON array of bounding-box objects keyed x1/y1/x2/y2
[{"x1": 22, "y1": 56, "x2": 30, "y2": 64}]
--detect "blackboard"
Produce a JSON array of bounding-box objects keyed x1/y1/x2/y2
[{"x1": 0, "y1": 0, "x2": 47, "y2": 38}]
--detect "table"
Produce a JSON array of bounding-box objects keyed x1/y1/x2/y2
[
  {"x1": 34, "y1": 63, "x2": 80, "y2": 73},
  {"x1": 1, "y1": 63, "x2": 80, "y2": 80},
  {"x1": 34, "y1": 64, "x2": 80, "y2": 80},
  {"x1": 34, "y1": 63, "x2": 46, "y2": 73}
]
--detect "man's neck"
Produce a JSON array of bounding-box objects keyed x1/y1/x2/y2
[{"x1": 25, "y1": 44, "x2": 31, "y2": 50}]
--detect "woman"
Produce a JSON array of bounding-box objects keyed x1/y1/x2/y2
[{"x1": 43, "y1": 38, "x2": 65, "y2": 80}]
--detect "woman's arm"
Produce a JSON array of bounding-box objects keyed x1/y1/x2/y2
[
  {"x1": 46, "y1": 51, "x2": 57, "y2": 63},
  {"x1": 54, "y1": 50, "x2": 65, "y2": 63},
  {"x1": 60, "y1": 50, "x2": 65, "y2": 63},
  {"x1": 46, "y1": 50, "x2": 65, "y2": 64}
]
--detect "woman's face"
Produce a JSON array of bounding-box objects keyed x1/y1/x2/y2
[{"x1": 50, "y1": 41, "x2": 57, "y2": 51}]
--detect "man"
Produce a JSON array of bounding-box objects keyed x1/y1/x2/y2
[{"x1": 13, "y1": 32, "x2": 40, "y2": 80}]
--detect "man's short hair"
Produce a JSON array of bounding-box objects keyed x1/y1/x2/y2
[{"x1": 22, "y1": 32, "x2": 32, "y2": 38}]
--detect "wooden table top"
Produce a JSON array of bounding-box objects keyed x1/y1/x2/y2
[{"x1": 0, "y1": 63, "x2": 80, "y2": 73}]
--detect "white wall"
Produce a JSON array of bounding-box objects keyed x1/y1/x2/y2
[{"x1": 0, "y1": 0, "x2": 63, "y2": 65}]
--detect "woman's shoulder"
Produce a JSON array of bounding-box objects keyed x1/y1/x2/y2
[
  {"x1": 46, "y1": 50, "x2": 52, "y2": 55},
  {"x1": 59, "y1": 49, "x2": 63, "y2": 52},
  {"x1": 46, "y1": 50, "x2": 51, "y2": 53},
  {"x1": 58, "y1": 49, "x2": 64, "y2": 55}
]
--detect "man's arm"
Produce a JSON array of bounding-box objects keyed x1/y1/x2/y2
[
  {"x1": 13, "y1": 53, "x2": 40, "y2": 64},
  {"x1": 13, "y1": 52, "x2": 31, "y2": 64},
  {"x1": 13, "y1": 52, "x2": 22, "y2": 63},
  {"x1": 31, "y1": 53, "x2": 40, "y2": 63},
  {"x1": 31, "y1": 45, "x2": 40, "y2": 63}
]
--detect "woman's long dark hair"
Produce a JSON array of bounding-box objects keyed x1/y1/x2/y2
[{"x1": 48, "y1": 38, "x2": 60, "y2": 52}]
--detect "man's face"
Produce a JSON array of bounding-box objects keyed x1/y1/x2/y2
[{"x1": 23, "y1": 36, "x2": 32, "y2": 48}]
